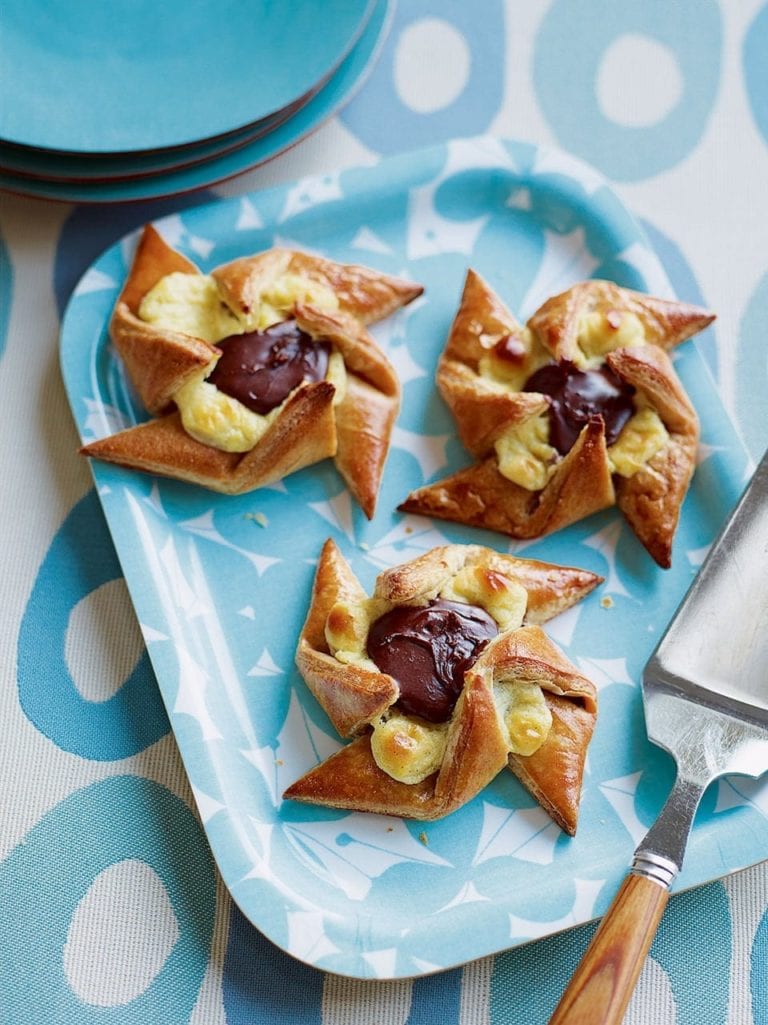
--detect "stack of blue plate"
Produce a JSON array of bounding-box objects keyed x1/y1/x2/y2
[{"x1": 0, "y1": 0, "x2": 389, "y2": 202}]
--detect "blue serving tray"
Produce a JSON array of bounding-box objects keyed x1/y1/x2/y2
[{"x1": 60, "y1": 136, "x2": 760, "y2": 979}]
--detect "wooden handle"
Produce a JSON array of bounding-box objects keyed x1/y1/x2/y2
[{"x1": 547, "y1": 873, "x2": 669, "y2": 1025}]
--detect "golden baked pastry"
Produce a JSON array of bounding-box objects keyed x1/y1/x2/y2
[
  {"x1": 81, "y1": 225, "x2": 423, "y2": 517},
  {"x1": 284, "y1": 540, "x2": 600, "y2": 832},
  {"x1": 400, "y1": 272, "x2": 715, "y2": 566}
]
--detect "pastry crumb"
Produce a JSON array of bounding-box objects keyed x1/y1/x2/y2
[
  {"x1": 275, "y1": 758, "x2": 283, "y2": 766},
  {"x1": 418, "y1": 831, "x2": 428, "y2": 846},
  {"x1": 245, "y1": 511, "x2": 269, "y2": 527},
  {"x1": 600, "y1": 595, "x2": 614, "y2": 609},
  {"x1": 404, "y1": 526, "x2": 413, "y2": 534}
]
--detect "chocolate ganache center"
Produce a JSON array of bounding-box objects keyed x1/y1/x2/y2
[
  {"x1": 523, "y1": 359, "x2": 635, "y2": 455},
  {"x1": 208, "y1": 319, "x2": 330, "y2": 416},
  {"x1": 367, "y1": 599, "x2": 499, "y2": 723}
]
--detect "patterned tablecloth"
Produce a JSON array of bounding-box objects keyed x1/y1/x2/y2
[{"x1": 2, "y1": 2, "x2": 768, "y2": 1022}]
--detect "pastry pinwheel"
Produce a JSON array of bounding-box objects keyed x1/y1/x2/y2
[
  {"x1": 82, "y1": 225, "x2": 423, "y2": 517},
  {"x1": 400, "y1": 272, "x2": 714, "y2": 566},
  {"x1": 284, "y1": 540, "x2": 600, "y2": 833}
]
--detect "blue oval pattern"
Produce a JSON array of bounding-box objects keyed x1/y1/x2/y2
[
  {"x1": 0, "y1": 776, "x2": 216, "y2": 1023},
  {"x1": 534, "y1": 0, "x2": 722, "y2": 181},
  {"x1": 17, "y1": 490, "x2": 169, "y2": 759},
  {"x1": 752, "y1": 905, "x2": 768, "y2": 1024},
  {"x1": 744, "y1": 4, "x2": 768, "y2": 149},
  {"x1": 222, "y1": 905, "x2": 324, "y2": 1024},
  {"x1": 489, "y1": 881, "x2": 731, "y2": 1023},
  {"x1": 340, "y1": 0, "x2": 504, "y2": 152}
]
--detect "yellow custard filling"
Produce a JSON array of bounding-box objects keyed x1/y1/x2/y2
[
  {"x1": 494, "y1": 403, "x2": 669, "y2": 490},
  {"x1": 137, "y1": 270, "x2": 345, "y2": 452},
  {"x1": 175, "y1": 350, "x2": 346, "y2": 453},
  {"x1": 486, "y1": 310, "x2": 667, "y2": 489},
  {"x1": 241, "y1": 273, "x2": 339, "y2": 331},
  {"x1": 575, "y1": 310, "x2": 645, "y2": 367},
  {"x1": 370, "y1": 713, "x2": 449, "y2": 784},
  {"x1": 325, "y1": 570, "x2": 550, "y2": 784},
  {"x1": 324, "y1": 596, "x2": 388, "y2": 670},
  {"x1": 139, "y1": 272, "x2": 243, "y2": 343},
  {"x1": 369, "y1": 674, "x2": 553, "y2": 782},
  {"x1": 494, "y1": 411, "x2": 558, "y2": 490},
  {"x1": 608, "y1": 405, "x2": 668, "y2": 477},
  {"x1": 493, "y1": 680, "x2": 553, "y2": 756},
  {"x1": 439, "y1": 565, "x2": 527, "y2": 631},
  {"x1": 139, "y1": 269, "x2": 339, "y2": 337},
  {"x1": 477, "y1": 326, "x2": 549, "y2": 392}
]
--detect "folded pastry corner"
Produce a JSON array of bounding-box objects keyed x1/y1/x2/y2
[
  {"x1": 493, "y1": 626, "x2": 597, "y2": 835},
  {"x1": 400, "y1": 271, "x2": 712, "y2": 566},
  {"x1": 285, "y1": 540, "x2": 600, "y2": 831},
  {"x1": 110, "y1": 224, "x2": 221, "y2": 417},
  {"x1": 83, "y1": 225, "x2": 422, "y2": 513},
  {"x1": 81, "y1": 381, "x2": 338, "y2": 495},
  {"x1": 293, "y1": 303, "x2": 401, "y2": 519},
  {"x1": 213, "y1": 246, "x2": 424, "y2": 326}
]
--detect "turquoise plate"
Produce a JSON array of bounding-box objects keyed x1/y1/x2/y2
[
  {"x1": 1, "y1": 0, "x2": 374, "y2": 153},
  {"x1": 0, "y1": 97, "x2": 307, "y2": 183},
  {"x1": 0, "y1": 0, "x2": 389, "y2": 203},
  {"x1": 60, "y1": 137, "x2": 760, "y2": 979}
]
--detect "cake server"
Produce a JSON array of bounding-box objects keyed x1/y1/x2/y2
[{"x1": 549, "y1": 447, "x2": 768, "y2": 1025}]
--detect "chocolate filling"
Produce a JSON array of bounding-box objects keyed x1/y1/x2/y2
[
  {"x1": 367, "y1": 599, "x2": 499, "y2": 723},
  {"x1": 523, "y1": 359, "x2": 635, "y2": 455},
  {"x1": 208, "y1": 319, "x2": 330, "y2": 415}
]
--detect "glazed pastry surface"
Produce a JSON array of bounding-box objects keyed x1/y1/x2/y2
[
  {"x1": 82, "y1": 225, "x2": 423, "y2": 515},
  {"x1": 400, "y1": 272, "x2": 714, "y2": 566},
  {"x1": 285, "y1": 540, "x2": 601, "y2": 832}
]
